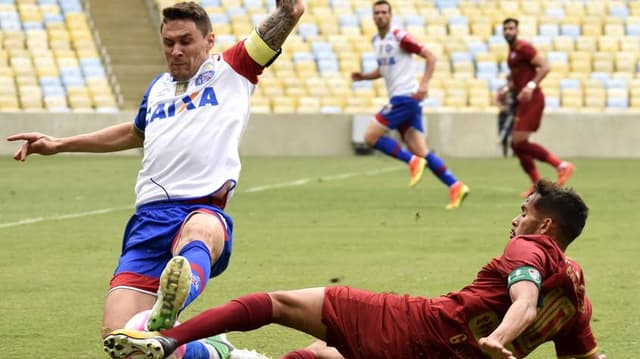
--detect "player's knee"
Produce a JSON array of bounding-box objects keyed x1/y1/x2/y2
[{"x1": 363, "y1": 133, "x2": 378, "y2": 146}]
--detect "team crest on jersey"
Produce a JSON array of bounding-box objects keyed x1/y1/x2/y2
[
  {"x1": 385, "y1": 44, "x2": 393, "y2": 53},
  {"x1": 195, "y1": 70, "x2": 215, "y2": 86},
  {"x1": 147, "y1": 86, "x2": 219, "y2": 125},
  {"x1": 510, "y1": 51, "x2": 516, "y2": 59}
]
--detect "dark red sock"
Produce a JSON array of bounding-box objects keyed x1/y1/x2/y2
[
  {"x1": 515, "y1": 141, "x2": 561, "y2": 167},
  {"x1": 160, "y1": 293, "x2": 272, "y2": 345},
  {"x1": 512, "y1": 142, "x2": 540, "y2": 183},
  {"x1": 281, "y1": 349, "x2": 317, "y2": 359}
]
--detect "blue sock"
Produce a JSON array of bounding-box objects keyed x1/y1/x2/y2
[
  {"x1": 425, "y1": 152, "x2": 457, "y2": 187},
  {"x1": 183, "y1": 340, "x2": 215, "y2": 359},
  {"x1": 373, "y1": 136, "x2": 413, "y2": 163},
  {"x1": 178, "y1": 240, "x2": 212, "y2": 309}
]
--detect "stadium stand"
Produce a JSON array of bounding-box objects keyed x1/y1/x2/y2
[
  {"x1": 0, "y1": 0, "x2": 118, "y2": 112},
  {"x1": 5, "y1": 0, "x2": 640, "y2": 113}
]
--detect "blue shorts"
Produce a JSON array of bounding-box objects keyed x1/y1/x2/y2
[
  {"x1": 111, "y1": 201, "x2": 233, "y2": 291},
  {"x1": 374, "y1": 96, "x2": 424, "y2": 134}
]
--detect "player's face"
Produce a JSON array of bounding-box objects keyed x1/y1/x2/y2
[
  {"x1": 510, "y1": 194, "x2": 547, "y2": 238},
  {"x1": 162, "y1": 19, "x2": 214, "y2": 81},
  {"x1": 502, "y1": 21, "x2": 518, "y2": 44},
  {"x1": 373, "y1": 4, "x2": 391, "y2": 31}
]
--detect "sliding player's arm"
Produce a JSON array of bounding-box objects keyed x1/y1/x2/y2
[
  {"x1": 256, "y1": 0, "x2": 305, "y2": 53},
  {"x1": 7, "y1": 122, "x2": 143, "y2": 161}
]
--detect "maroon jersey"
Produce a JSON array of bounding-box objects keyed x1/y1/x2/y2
[
  {"x1": 414, "y1": 235, "x2": 598, "y2": 357},
  {"x1": 507, "y1": 39, "x2": 540, "y2": 93}
]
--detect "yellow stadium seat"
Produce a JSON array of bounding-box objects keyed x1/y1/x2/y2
[
  {"x1": 296, "y1": 96, "x2": 321, "y2": 113},
  {"x1": 598, "y1": 36, "x2": 619, "y2": 52},
  {"x1": 576, "y1": 37, "x2": 597, "y2": 53},
  {"x1": 581, "y1": 23, "x2": 602, "y2": 37},
  {"x1": 553, "y1": 36, "x2": 574, "y2": 52}
]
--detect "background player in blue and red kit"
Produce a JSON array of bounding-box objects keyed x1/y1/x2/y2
[
  {"x1": 351, "y1": 0, "x2": 469, "y2": 209},
  {"x1": 503, "y1": 18, "x2": 575, "y2": 197},
  {"x1": 105, "y1": 179, "x2": 606, "y2": 359},
  {"x1": 8, "y1": 1, "x2": 304, "y2": 358}
]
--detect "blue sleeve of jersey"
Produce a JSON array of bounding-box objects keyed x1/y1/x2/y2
[{"x1": 134, "y1": 74, "x2": 164, "y2": 132}]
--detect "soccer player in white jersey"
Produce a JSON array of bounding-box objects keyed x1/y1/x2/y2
[
  {"x1": 352, "y1": 0, "x2": 469, "y2": 209},
  {"x1": 7, "y1": 1, "x2": 304, "y2": 358}
]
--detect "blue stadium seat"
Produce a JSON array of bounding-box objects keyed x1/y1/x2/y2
[
  {"x1": 404, "y1": 15, "x2": 424, "y2": 27},
  {"x1": 451, "y1": 51, "x2": 473, "y2": 63},
  {"x1": 448, "y1": 15, "x2": 468, "y2": 25},
  {"x1": 317, "y1": 59, "x2": 340, "y2": 75},
  {"x1": 201, "y1": 0, "x2": 221, "y2": 7},
  {"x1": 560, "y1": 78, "x2": 581, "y2": 90},
  {"x1": 545, "y1": 96, "x2": 561, "y2": 109},
  {"x1": 561, "y1": 24, "x2": 581, "y2": 38},
  {"x1": 293, "y1": 52, "x2": 314, "y2": 63},
  {"x1": 209, "y1": 13, "x2": 229, "y2": 24},
  {"x1": 467, "y1": 41, "x2": 488, "y2": 55},
  {"x1": 607, "y1": 97, "x2": 628, "y2": 108},
  {"x1": 590, "y1": 72, "x2": 610, "y2": 82},
  {"x1": 609, "y1": 6, "x2": 629, "y2": 20},
  {"x1": 545, "y1": 8, "x2": 565, "y2": 19},
  {"x1": 339, "y1": 14, "x2": 359, "y2": 27},
  {"x1": 547, "y1": 51, "x2": 568, "y2": 64},
  {"x1": 539, "y1": 24, "x2": 559, "y2": 38},
  {"x1": 626, "y1": 24, "x2": 640, "y2": 36},
  {"x1": 298, "y1": 23, "x2": 318, "y2": 40},
  {"x1": 605, "y1": 78, "x2": 628, "y2": 89},
  {"x1": 38, "y1": 0, "x2": 58, "y2": 4},
  {"x1": 422, "y1": 97, "x2": 442, "y2": 108},
  {"x1": 44, "y1": 13, "x2": 65, "y2": 24},
  {"x1": 436, "y1": 0, "x2": 458, "y2": 10},
  {"x1": 476, "y1": 61, "x2": 498, "y2": 77},
  {"x1": 489, "y1": 77, "x2": 507, "y2": 92}
]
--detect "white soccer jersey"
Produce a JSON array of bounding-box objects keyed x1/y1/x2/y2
[
  {"x1": 133, "y1": 42, "x2": 263, "y2": 208},
  {"x1": 372, "y1": 28, "x2": 424, "y2": 97}
]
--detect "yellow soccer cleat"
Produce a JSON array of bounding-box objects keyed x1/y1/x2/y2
[
  {"x1": 408, "y1": 156, "x2": 427, "y2": 188},
  {"x1": 446, "y1": 182, "x2": 470, "y2": 209},
  {"x1": 103, "y1": 329, "x2": 178, "y2": 359}
]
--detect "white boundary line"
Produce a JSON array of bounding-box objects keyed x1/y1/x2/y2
[{"x1": 0, "y1": 166, "x2": 403, "y2": 229}]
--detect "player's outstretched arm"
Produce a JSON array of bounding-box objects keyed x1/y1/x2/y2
[
  {"x1": 257, "y1": 0, "x2": 304, "y2": 50},
  {"x1": 7, "y1": 122, "x2": 143, "y2": 161},
  {"x1": 479, "y1": 281, "x2": 539, "y2": 357},
  {"x1": 351, "y1": 68, "x2": 381, "y2": 82}
]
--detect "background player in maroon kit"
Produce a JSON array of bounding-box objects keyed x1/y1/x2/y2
[
  {"x1": 105, "y1": 180, "x2": 605, "y2": 359},
  {"x1": 502, "y1": 18, "x2": 575, "y2": 197}
]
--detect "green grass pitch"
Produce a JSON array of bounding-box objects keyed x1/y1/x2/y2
[{"x1": 0, "y1": 155, "x2": 638, "y2": 358}]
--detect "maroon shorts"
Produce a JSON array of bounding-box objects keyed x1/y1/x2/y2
[
  {"x1": 321, "y1": 286, "x2": 425, "y2": 359},
  {"x1": 514, "y1": 90, "x2": 545, "y2": 132}
]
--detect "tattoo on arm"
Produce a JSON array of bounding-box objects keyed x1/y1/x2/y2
[{"x1": 258, "y1": 0, "x2": 301, "y2": 50}]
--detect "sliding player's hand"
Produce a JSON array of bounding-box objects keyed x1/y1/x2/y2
[{"x1": 7, "y1": 132, "x2": 60, "y2": 161}]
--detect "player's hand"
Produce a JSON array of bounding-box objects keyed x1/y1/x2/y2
[
  {"x1": 6, "y1": 132, "x2": 60, "y2": 161},
  {"x1": 478, "y1": 337, "x2": 516, "y2": 359},
  {"x1": 413, "y1": 86, "x2": 428, "y2": 101},
  {"x1": 351, "y1": 72, "x2": 364, "y2": 81},
  {"x1": 517, "y1": 87, "x2": 533, "y2": 103}
]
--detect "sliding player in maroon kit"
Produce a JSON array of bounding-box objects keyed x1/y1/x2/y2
[
  {"x1": 104, "y1": 180, "x2": 605, "y2": 359},
  {"x1": 503, "y1": 18, "x2": 575, "y2": 197}
]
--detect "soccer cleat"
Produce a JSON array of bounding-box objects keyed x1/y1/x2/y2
[
  {"x1": 408, "y1": 156, "x2": 426, "y2": 188},
  {"x1": 446, "y1": 182, "x2": 470, "y2": 209},
  {"x1": 557, "y1": 162, "x2": 575, "y2": 186},
  {"x1": 147, "y1": 256, "x2": 192, "y2": 331},
  {"x1": 103, "y1": 329, "x2": 178, "y2": 359},
  {"x1": 204, "y1": 334, "x2": 233, "y2": 359}
]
